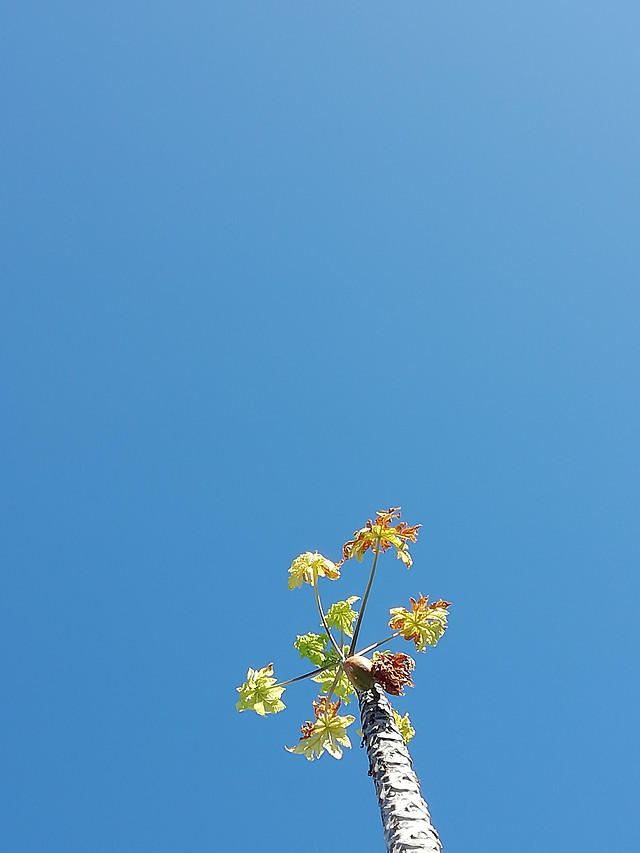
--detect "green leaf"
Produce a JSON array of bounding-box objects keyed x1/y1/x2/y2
[
  {"x1": 389, "y1": 596, "x2": 451, "y2": 652},
  {"x1": 294, "y1": 632, "x2": 331, "y2": 666},
  {"x1": 312, "y1": 664, "x2": 356, "y2": 704},
  {"x1": 236, "y1": 663, "x2": 286, "y2": 716},
  {"x1": 287, "y1": 551, "x2": 341, "y2": 589},
  {"x1": 325, "y1": 596, "x2": 360, "y2": 638},
  {"x1": 286, "y1": 700, "x2": 356, "y2": 761},
  {"x1": 342, "y1": 509, "x2": 420, "y2": 568},
  {"x1": 393, "y1": 709, "x2": 416, "y2": 744}
]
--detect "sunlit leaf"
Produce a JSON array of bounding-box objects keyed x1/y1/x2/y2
[
  {"x1": 236, "y1": 663, "x2": 286, "y2": 716},
  {"x1": 342, "y1": 508, "x2": 420, "y2": 568},
  {"x1": 286, "y1": 698, "x2": 356, "y2": 761},
  {"x1": 389, "y1": 596, "x2": 451, "y2": 652},
  {"x1": 312, "y1": 663, "x2": 355, "y2": 704},
  {"x1": 287, "y1": 551, "x2": 341, "y2": 589},
  {"x1": 293, "y1": 632, "x2": 331, "y2": 666},
  {"x1": 393, "y1": 709, "x2": 416, "y2": 744},
  {"x1": 326, "y1": 596, "x2": 360, "y2": 638}
]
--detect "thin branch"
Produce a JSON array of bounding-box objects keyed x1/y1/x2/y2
[
  {"x1": 349, "y1": 537, "x2": 382, "y2": 655},
  {"x1": 274, "y1": 633, "x2": 402, "y2": 689},
  {"x1": 275, "y1": 658, "x2": 338, "y2": 688},
  {"x1": 355, "y1": 632, "x2": 401, "y2": 657},
  {"x1": 314, "y1": 579, "x2": 344, "y2": 660},
  {"x1": 322, "y1": 666, "x2": 344, "y2": 721}
]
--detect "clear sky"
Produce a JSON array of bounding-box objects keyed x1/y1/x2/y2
[{"x1": 1, "y1": 2, "x2": 639, "y2": 851}]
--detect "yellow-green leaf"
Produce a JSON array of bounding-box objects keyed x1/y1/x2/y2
[
  {"x1": 236, "y1": 663, "x2": 286, "y2": 716},
  {"x1": 326, "y1": 596, "x2": 360, "y2": 638},
  {"x1": 393, "y1": 709, "x2": 416, "y2": 744},
  {"x1": 294, "y1": 632, "x2": 331, "y2": 666},
  {"x1": 342, "y1": 508, "x2": 419, "y2": 568},
  {"x1": 286, "y1": 698, "x2": 355, "y2": 761},
  {"x1": 287, "y1": 551, "x2": 341, "y2": 589},
  {"x1": 389, "y1": 596, "x2": 451, "y2": 652},
  {"x1": 312, "y1": 664, "x2": 355, "y2": 704}
]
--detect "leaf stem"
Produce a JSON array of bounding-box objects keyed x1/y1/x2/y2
[
  {"x1": 275, "y1": 659, "x2": 338, "y2": 688},
  {"x1": 355, "y1": 632, "x2": 401, "y2": 657},
  {"x1": 273, "y1": 632, "x2": 401, "y2": 689},
  {"x1": 323, "y1": 666, "x2": 344, "y2": 721},
  {"x1": 348, "y1": 536, "x2": 382, "y2": 655},
  {"x1": 314, "y1": 577, "x2": 344, "y2": 660}
]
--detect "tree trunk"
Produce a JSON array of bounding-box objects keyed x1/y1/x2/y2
[{"x1": 358, "y1": 683, "x2": 443, "y2": 853}]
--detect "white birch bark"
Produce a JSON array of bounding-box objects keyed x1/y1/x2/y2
[{"x1": 358, "y1": 683, "x2": 443, "y2": 853}]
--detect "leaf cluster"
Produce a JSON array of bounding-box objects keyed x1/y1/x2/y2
[{"x1": 235, "y1": 508, "x2": 451, "y2": 760}]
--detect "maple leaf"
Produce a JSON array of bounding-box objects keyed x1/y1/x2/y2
[
  {"x1": 286, "y1": 697, "x2": 356, "y2": 760},
  {"x1": 287, "y1": 551, "x2": 342, "y2": 589},
  {"x1": 393, "y1": 709, "x2": 416, "y2": 744},
  {"x1": 236, "y1": 663, "x2": 286, "y2": 716},
  {"x1": 371, "y1": 651, "x2": 415, "y2": 696},
  {"x1": 325, "y1": 596, "x2": 360, "y2": 638},
  {"x1": 342, "y1": 507, "x2": 420, "y2": 568},
  {"x1": 312, "y1": 663, "x2": 356, "y2": 704},
  {"x1": 293, "y1": 632, "x2": 331, "y2": 666},
  {"x1": 389, "y1": 595, "x2": 451, "y2": 652}
]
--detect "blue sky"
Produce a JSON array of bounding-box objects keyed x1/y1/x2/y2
[{"x1": 1, "y1": 2, "x2": 639, "y2": 851}]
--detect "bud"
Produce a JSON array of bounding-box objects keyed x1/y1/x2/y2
[{"x1": 343, "y1": 655, "x2": 374, "y2": 691}]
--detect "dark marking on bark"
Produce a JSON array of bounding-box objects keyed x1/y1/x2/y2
[{"x1": 358, "y1": 683, "x2": 443, "y2": 853}]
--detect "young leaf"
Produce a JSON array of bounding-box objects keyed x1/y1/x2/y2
[
  {"x1": 286, "y1": 698, "x2": 356, "y2": 760},
  {"x1": 325, "y1": 596, "x2": 360, "y2": 638},
  {"x1": 293, "y1": 632, "x2": 331, "y2": 666},
  {"x1": 389, "y1": 596, "x2": 451, "y2": 652},
  {"x1": 312, "y1": 664, "x2": 356, "y2": 703},
  {"x1": 287, "y1": 551, "x2": 341, "y2": 589},
  {"x1": 393, "y1": 709, "x2": 416, "y2": 744},
  {"x1": 236, "y1": 664, "x2": 286, "y2": 716},
  {"x1": 342, "y1": 507, "x2": 420, "y2": 568}
]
